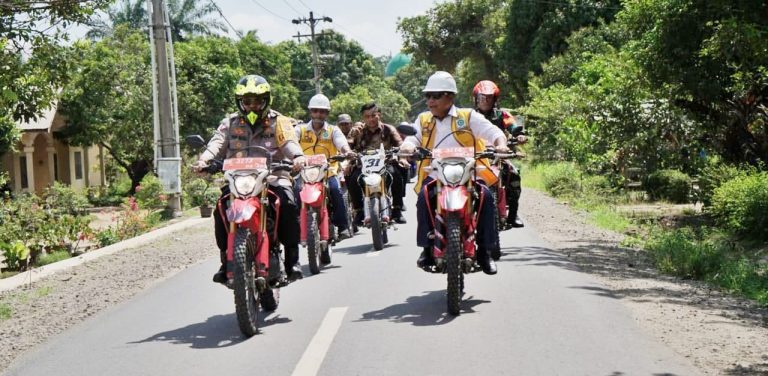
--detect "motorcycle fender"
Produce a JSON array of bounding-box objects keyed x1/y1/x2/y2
[
  {"x1": 439, "y1": 186, "x2": 468, "y2": 212},
  {"x1": 227, "y1": 197, "x2": 261, "y2": 224},
  {"x1": 299, "y1": 183, "x2": 324, "y2": 206},
  {"x1": 363, "y1": 175, "x2": 382, "y2": 193}
]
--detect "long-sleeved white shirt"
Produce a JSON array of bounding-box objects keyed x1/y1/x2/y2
[{"x1": 403, "y1": 106, "x2": 506, "y2": 179}]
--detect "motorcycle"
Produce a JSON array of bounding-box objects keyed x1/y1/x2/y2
[
  {"x1": 186, "y1": 135, "x2": 291, "y2": 337},
  {"x1": 297, "y1": 148, "x2": 347, "y2": 275},
  {"x1": 353, "y1": 144, "x2": 399, "y2": 251},
  {"x1": 410, "y1": 136, "x2": 511, "y2": 315},
  {"x1": 487, "y1": 138, "x2": 521, "y2": 260}
]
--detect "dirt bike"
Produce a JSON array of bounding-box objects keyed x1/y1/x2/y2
[
  {"x1": 353, "y1": 144, "x2": 399, "y2": 251},
  {"x1": 297, "y1": 149, "x2": 346, "y2": 275},
  {"x1": 186, "y1": 135, "x2": 291, "y2": 337},
  {"x1": 410, "y1": 137, "x2": 511, "y2": 315}
]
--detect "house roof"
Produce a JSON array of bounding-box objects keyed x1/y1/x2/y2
[{"x1": 17, "y1": 103, "x2": 57, "y2": 131}]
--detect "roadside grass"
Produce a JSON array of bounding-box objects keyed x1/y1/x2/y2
[
  {"x1": 0, "y1": 303, "x2": 11, "y2": 321},
  {"x1": 526, "y1": 160, "x2": 768, "y2": 306},
  {"x1": 35, "y1": 286, "x2": 53, "y2": 298},
  {"x1": 37, "y1": 251, "x2": 71, "y2": 266}
]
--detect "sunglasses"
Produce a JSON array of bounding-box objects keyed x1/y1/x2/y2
[
  {"x1": 241, "y1": 96, "x2": 266, "y2": 106},
  {"x1": 424, "y1": 92, "x2": 449, "y2": 100},
  {"x1": 310, "y1": 108, "x2": 329, "y2": 114}
]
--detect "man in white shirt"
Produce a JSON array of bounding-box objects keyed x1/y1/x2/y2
[{"x1": 400, "y1": 71, "x2": 509, "y2": 275}]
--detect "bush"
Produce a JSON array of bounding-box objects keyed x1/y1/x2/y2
[
  {"x1": 184, "y1": 177, "x2": 218, "y2": 207},
  {"x1": 541, "y1": 162, "x2": 581, "y2": 197},
  {"x1": 86, "y1": 186, "x2": 125, "y2": 207},
  {"x1": 44, "y1": 182, "x2": 91, "y2": 215},
  {"x1": 134, "y1": 174, "x2": 167, "y2": 210},
  {"x1": 644, "y1": 169, "x2": 691, "y2": 203},
  {"x1": 697, "y1": 156, "x2": 751, "y2": 206},
  {"x1": 709, "y1": 172, "x2": 768, "y2": 240},
  {"x1": 95, "y1": 228, "x2": 119, "y2": 247},
  {"x1": 37, "y1": 250, "x2": 71, "y2": 266},
  {"x1": 645, "y1": 228, "x2": 724, "y2": 279},
  {"x1": 0, "y1": 241, "x2": 30, "y2": 270}
]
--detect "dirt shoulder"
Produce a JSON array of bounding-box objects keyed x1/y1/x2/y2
[
  {"x1": 0, "y1": 221, "x2": 217, "y2": 374},
  {"x1": 521, "y1": 188, "x2": 768, "y2": 375}
]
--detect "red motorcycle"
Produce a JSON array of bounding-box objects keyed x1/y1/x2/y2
[
  {"x1": 187, "y1": 135, "x2": 291, "y2": 337},
  {"x1": 412, "y1": 137, "x2": 510, "y2": 315},
  {"x1": 297, "y1": 149, "x2": 346, "y2": 275}
]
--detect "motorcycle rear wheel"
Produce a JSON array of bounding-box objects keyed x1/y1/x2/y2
[
  {"x1": 445, "y1": 212, "x2": 462, "y2": 315},
  {"x1": 233, "y1": 227, "x2": 260, "y2": 336}
]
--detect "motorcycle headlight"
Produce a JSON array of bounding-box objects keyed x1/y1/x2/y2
[
  {"x1": 441, "y1": 164, "x2": 465, "y2": 185},
  {"x1": 302, "y1": 166, "x2": 323, "y2": 183},
  {"x1": 233, "y1": 175, "x2": 258, "y2": 196}
]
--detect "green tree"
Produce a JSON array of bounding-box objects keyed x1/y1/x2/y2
[
  {"x1": 500, "y1": 0, "x2": 622, "y2": 104},
  {"x1": 1, "y1": 0, "x2": 106, "y2": 154},
  {"x1": 388, "y1": 60, "x2": 436, "y2": 119},
  {"x1": 331, "y1": 78, "x2": 410, "y2": 125},
  {"x1": 618, "y1": 0, "x2": 768, "y2": 164},
  {"x1": 174, "y1": 35, "x2": 243, "y2": 139},
  {"x1": 86, "y1": 0, "x2": 226, "y2": 42},
  {"x1": 237, "y1": 32, "x2": 302, "y2": 118},
  {"x1": 58, "y1": 26, "x2": 154, "y2": 193}
]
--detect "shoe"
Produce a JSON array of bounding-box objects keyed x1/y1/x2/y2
[
  {"x1": 287, "y1": 263, "x2": 304, "y2": 281},
  {"x1": 353, "y1": 210, "x2": 364, "y2": 227},
  {"x1": 320, "y1": 248, "x2": 331, "y2": 265},
  {"x1": 337, "y1": 227, "x2": 352, "y2": 241},
  {"x1": 416, "y1": 248, "x2": 435, "y2": 270},
  {"x1": 508, "y1": 215, "x2": 524, "y2": 228},
  {"x1": 212, "y1": 265, "x2": 227, "y2": 284},
  {"x1": 392, "y1": 209, "x2": 407, "y2": 224},
  {"x1": 491, "y1": 246, "x2": 501, "y2": 261},
  {"x1": 477, "y1": 255, "x2": 497, "y2": 275}
]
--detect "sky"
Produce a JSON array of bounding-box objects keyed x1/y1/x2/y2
[{"x1": 69, "y1": 0, "x2": 445, "y2": 57}]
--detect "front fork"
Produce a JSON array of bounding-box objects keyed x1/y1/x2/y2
[
  {"x1": 299, "y1": 182, "x2": 330, "y2": 243},
  {"x1": 432, "y1": 181, "x2": 477, "y2": 263},
  {"x1": 363, "y1": 176, "x2": 391, "y2": 222},
  {"x1": 224, "y1": 191, "x2": 273, "y2": 281}
]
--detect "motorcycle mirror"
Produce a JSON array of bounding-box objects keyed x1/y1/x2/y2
[
  {"x1": 396, "y1": 123, "x2": 417, "y2": 136},
  {"x1": 185, "y1": 135, "x2": 206, "y2": 149}
]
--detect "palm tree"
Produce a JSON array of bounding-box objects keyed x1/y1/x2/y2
[
  {"x1": 86, "y1": 0, "x2": 227, "y2": 41},
  {"x1": 86, "y1": 0, "x2": 147, "y2": 40},
  {"x1": 167, "y1": 0, "x2": 227, "y2": 42}
]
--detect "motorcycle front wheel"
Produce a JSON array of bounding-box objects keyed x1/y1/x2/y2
[
  {"x1": 233, "y1": 227, "x2": 260, "y2": 336},
  {"x1": 445, "y1": 212, "x2": 463, "y2": 315},
  {"x1": 306, "y1": 208, "x2": 321, "y2": 275},
  {"x1": 369, "y1": 197, "x2": 383, "y2": 251}
]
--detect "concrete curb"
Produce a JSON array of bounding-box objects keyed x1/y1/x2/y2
[{"x1": 0, "y1": 216, "x2": 212, "y2": 293}]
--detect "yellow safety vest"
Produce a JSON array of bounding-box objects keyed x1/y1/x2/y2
[
  {"x1": 414, "y1": 109, "x2": 497, "y2": 193},
  {"x1": 299, "y1": 124, "x2": 340, "y2": 176}
]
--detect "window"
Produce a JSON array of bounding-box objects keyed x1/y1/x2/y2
[
  {"x1": 53, "y1": 153, "x2": 59, "y2": 181},
  {"x1": 20, "y1": 156, "x2": 28, "y2": 189},
  {"x1": 74, "y1": 151, "x2": 83, "y2": 180}
]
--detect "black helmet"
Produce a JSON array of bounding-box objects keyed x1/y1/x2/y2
[{"x1": 235, "y1": 75, "x2": 272, "y2": 125}]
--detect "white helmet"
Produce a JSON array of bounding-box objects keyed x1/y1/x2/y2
[
  {"x1": 308, "y1": 94, "x2": 331, "y2": 110},
  {"x1": 422, "y1": 71, "x2": 457, "y2": 93}
]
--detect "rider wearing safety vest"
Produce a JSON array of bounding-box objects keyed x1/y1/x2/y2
[
  {"x1": 193, "y1": 74, "x2": 306, "y2": 284},
  {"x1": 294, "y1": 94, "x2": 356, "y2": 240},
  {"x1": 399, "y1": 71, "x2": 509, "y2": 275}
]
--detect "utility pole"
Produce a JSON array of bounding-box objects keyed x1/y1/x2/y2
[
  {"x1": 148, "y1": 0, "x2": 182, "y2": 217},
  {"x1": 292, "y1": 11, "x2": 332, "y2": 94}
]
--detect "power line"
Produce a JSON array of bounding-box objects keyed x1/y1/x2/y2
[
  {"x1": 208, "y1": 0, "x2": 243, "y2": 39},
  {"x1": 295, "y1": 0, "x2": 312, "y2": 11},
  {"x1": 281, "y1": 0, "x2": 303, "y2": 17},
  {"x1": 249, "y1": 0, "x2": 291, "y2": 22}
]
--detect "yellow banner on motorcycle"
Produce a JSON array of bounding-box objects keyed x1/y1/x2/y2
[{"x1": 223, "y1": 157, "x2": 267, "y2": 171}]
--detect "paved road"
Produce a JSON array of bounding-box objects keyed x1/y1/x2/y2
[{"x1": 4, "y1": 190, "x2": 700, "y2": 376}]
